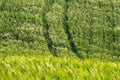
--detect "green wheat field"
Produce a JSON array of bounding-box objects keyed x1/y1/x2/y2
[{"x1": 0, "y1": 0, "x2": 120, "y2": 80}]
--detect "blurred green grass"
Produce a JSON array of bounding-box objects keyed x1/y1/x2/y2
[{"x1": 0, "y1": 55, "x2": 120, "y2": 80}]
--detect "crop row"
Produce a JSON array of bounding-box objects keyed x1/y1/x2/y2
[
  {"x1": 0, "y1": 0, "x2": 120, "y2": 57},
  {"x1": 0, "y1": 55, "x2": 120, "y2": 80}
]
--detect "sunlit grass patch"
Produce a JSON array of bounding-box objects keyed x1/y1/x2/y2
[{"x1": 0, "y1": 55, "x2": 120, "y2": 80}]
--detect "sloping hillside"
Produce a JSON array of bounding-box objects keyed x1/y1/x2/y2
[
  {"x1": 0, "y1": 0, "x2": 120, "y2": 80},
  {"x1": 0, "y1": 0, "x2": 120, "y2": 58}
]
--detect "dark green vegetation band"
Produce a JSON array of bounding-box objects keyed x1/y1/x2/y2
[{"x1": 0, "y1": 0, "x2": 120, "y2": 58}]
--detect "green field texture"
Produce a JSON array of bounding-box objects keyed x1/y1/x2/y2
[
  {"x1": 0, "y1": 0, "x2": 120, "y2": 80},
  {"x1": 0, "y1": 55, "x2": 120, "y2": 80},
  {"x1": 0, "y1": 0, "x2": 120, "y2": 57}
]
